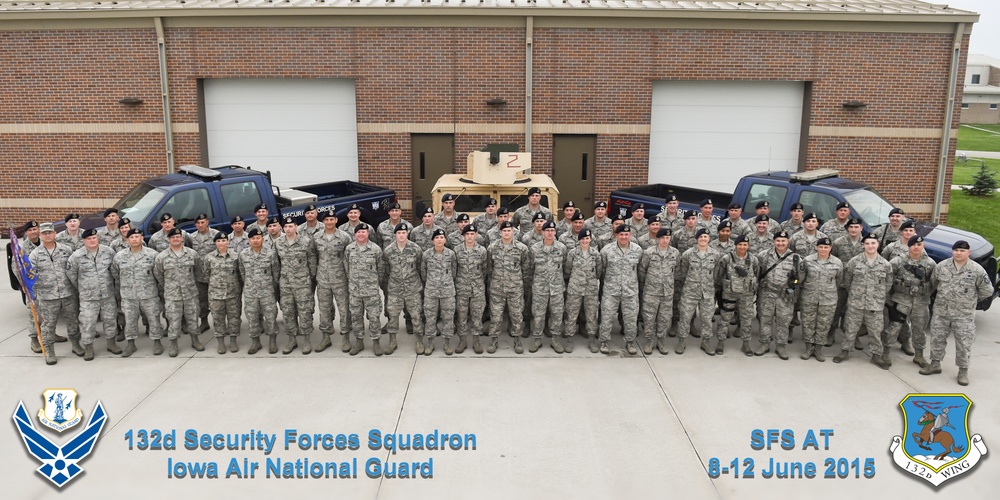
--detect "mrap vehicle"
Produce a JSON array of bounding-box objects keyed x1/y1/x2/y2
[{"x1": 429, "y1": 150, "x2": 559, "y2": 218}]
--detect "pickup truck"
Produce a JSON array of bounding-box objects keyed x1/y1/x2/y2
[
  {"x1": 55, "y1": 165, "x2": 396, "y2": 236},
  {"x1": 610, "y1": 169, "x2": 1000, "y2": 310}
]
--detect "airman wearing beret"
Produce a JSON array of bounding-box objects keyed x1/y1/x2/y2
[
  {"x1": 884, "y1": 234, "x2": 936, "y2": 369},
  {"x1": 513, "y1": 186, "x2": 552, "y2": 235}
]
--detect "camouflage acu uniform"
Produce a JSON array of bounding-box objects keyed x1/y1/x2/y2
[
  {"x1": 724, "y1": 217, "x2": 753, "y2": 238},
  {"x1": 636, "y1": 232, "x2": 659, "y2": 250},
  {"x1": 789, "y1": 231, "x2": 827, "y2": 257},
  {"x1": 748, "y1": 232, "x2": 775, "y2": 255},
  {"x1": 382, "y1": 241, "x2": 425, "y2": 336},
  {"x1": 447, "y1": 230, "x2": 485, "y2": 250},
  {"x1": 599, "y1": 242, "x2": 643, "y2": 342},
  {"x1": 757, "y1": 249, "x2": 805, "y2": 347},
  {"x1": 638, "y1": 245, "x2": 680, "y2": 339},
  {"x1": 297, "y1": 221, "x2": 323, "y2": 241},
  {"x1": 529, "y1": 241, "x2": 567, "y2": 339},
  {"x1": 377, "y1": 219, "x2": 412, "y2": 249},
  {"x1": 410, "y1": 224, "x2": 443, "y2": 251},
  {"x1": 799, "y1": 254, "x2": 843, "y2": 345},
  {"x1": 554, "y1": 218, "x2": 573, "y2": 239},
  {"x1": 109, "y1": 235, "x2": 129, "y2": 254},
  {"x1": 111, "y1": 246, "x2": 164, "y2": 340},
  {"x1": 929, "y1": 258, "x2": 993, "y2": 369},
  {"x1": 485, "y1": 226, "x2": 520, "y2": 249},
  {"x1": 831, "y1": 236, "x2": 864, "y2": 334},
  {"x1": 487, "y1": 239, "x2": 531, "y2": 338},
  {"x1": 454, "y1": 242, "x2": 488, "y2": 338},
  {"x1": 228, "y1": 232, "x2": 250, "y2": 255},
  {"x1": 694, "y1": 216, "x2": 716, "y2": 239},
  {"x1": 203, "y1": 249, "x2": 243, "y2": 338},
  {"x1": 148, "y1": 228, "x2": 189, "y2": 252},
  {"x1": 558, "y1": 231, "x2": 581, "y2": 251},
  {"x1": 520, "y1": 230, "x2": 544, "y2": 248},
  {"x1": 659, "y1": 214, "x2": 684, "y2": 235},
  {"x1": 780, "y1": 220, "x2": 803, "y2": 236},
  {"x1": 709, "y1": 238, "x2": 735, "y2": 255},
  {"x1": 626, "y1": 217, "x2": 649, "y2": 237},
  {"x1": 68, "y1": 245, "x2": 118, "y2": 345},
  {"x1": 671, "y1": 227, "x2": 698, "y2": 255},
  {"x1": 564, "y1": 245, "x2": 603, "y2": 340},
  {"x1": 314, "y1": 229, "x2": 353, "y2": 337},
  {"x1": 473, "y1": 213, "x2": 499, "y2": 235},
  {"x1": 513, "y1": 205, "x2": 552, "y2": 235},
  {"x1": 189, "y1": 228, "x2": 219, "y2": 323},
  {"x1": 584, "y1": 216, "x2": 614, "y2": 249},
  {"x1": 842, "y1": 254, "x2": 892, "y2": 355},
  {"x1": 338, "y1": 220, "x2": 363, "y2": 234},
  {"x1": 29, "y1": 243, "x2": 80, "y2": 345},
  {"x1": 714, "y1": 250, "x2": 759, "y2": 342},
  {"x1": 238, "y1": 247, "x2": 279, "y2": 339},
  {"x1": 56, "y1": 230, "x2": 83, "y2": 252},
  {"x1": 433, "y1": 212, "x2": 460, "y2": 235},
  {"x1": 885, "y1": 253, "x2": 935, "y2": 353},
  {"x1": 880, "y1": 240, "x2": 913, "y2": 263},
  {"x1": 274, "y1": 235, "x2": 318, "y2": 338},
  {"x1": 96, "y1": 226, "x2": 118, "y2": 246},
  {"x1": 421, "y1": 247, "x2": 458, "y2": 339},
  {"x1": 820, "y1": 220, "x2": 848, "y2": 243},
  {"x1": 872, "y1": 225, "x2": 901, "y2": 251},
  {"x1": 676, "y1": 247, "x2": 722, "y2": 340},
  {"x1": 344, "y1": 241, "x2": 384, "y2": 339},
  {"x1": 153, "y1": 247, "x2": 200, "y2": 340}
]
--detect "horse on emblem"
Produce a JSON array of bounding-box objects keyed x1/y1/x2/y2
[{"x1": 913, "y1": 410, "x2": 964, "y2": 461}]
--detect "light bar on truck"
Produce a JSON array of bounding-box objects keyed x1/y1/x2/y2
[
  {"x1": 790, "y1": 168, "x2": 839, "y2": 183},
  {"x1": 178, "y1": 165, "x2": 222, "y2": 179}
]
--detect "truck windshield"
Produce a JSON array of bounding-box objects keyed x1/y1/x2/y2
[
  {"x1": 843, "y1": 188, "x2": 894, "y2": 227},
  {"x1": 113, "y1": 182, "x2": 167, "y2": 224}
]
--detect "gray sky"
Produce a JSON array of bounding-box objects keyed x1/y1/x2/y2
[{"x1": 941, "y1": 0, "x2": 1000, "y2": 57}]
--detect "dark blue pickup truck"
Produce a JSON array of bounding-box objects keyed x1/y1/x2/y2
[
  {"x1": 611, "y1": 169, "x2": 999, "y2": 310},
  {"x1": 58, "y1": 165, "x2": 396, "y2": 236}
]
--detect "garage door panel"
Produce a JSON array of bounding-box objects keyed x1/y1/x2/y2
[
  {"x1": 653, "y1": 106, "x2": 803, "y2": 134},
  {"x1": 204, "y1": 104, "x2": 356, "y2": 132},
  {"x1": 205, "y1": 79, "x2": 355, "y2": 105},
  {"x1": 208, "y1": 131, "x2": 357, "y2": 157}
]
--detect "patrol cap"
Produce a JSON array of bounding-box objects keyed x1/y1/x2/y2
[
  {"x1": 82, "y1": 228, "x2": 99, "y2": 239},
  {"x1": 160, "y1": 213, "x2": 174, "y2": 222},
  {"x1": 899, "y1": 220, "x2": 916, "y2": 231},
  {"x1": 773, "y1": 230, "x2": 790, "y2": 240},
  {"x1": 499, "y1": 221, "x2": 514, "y2": 230},
  {"x1": 570, "y1": 212, "x2": 585, "y2": 222},
  {"x1": 267, "y1": 216, "x2": 281, "y2": 226},
  {"x1": 836, "y1": 201, "x2": 850, "y2": 210},
  {"x1": 542, "y1": 221, "x2": 556, "y2": 231},
  {"x1": 790, "y1": 203, "x2": 804, "y2": 211},
  {"x1": 64, "y1": 213, "x2": 81, "y2": 222},
  {"x1": 457, "y1": 213, "x2": 470, "y2": 222},
  {"x1": 304, "y1": 204, "x2": 318, "y2": 213},
  {"x1": 699, "y1": 199, "x2": 713, "y2": 207},
  {"x1": 665, "y1": 194, "x2": 678, "y2": 203},
  {"x1": 497, "y1": 207, "x2": 510, "y2": 216},
  {"x1": 718, "y1": 220, "x2": 732, "y2": 230},
  {"x1": 442, "y1": 193, "x2": 456, "y2": 202},
  {"x1": 387, "y1": 202, "x2": 401, "y2": 211},
  {"x1": 728, "y1": 202, "x2": 742, "y2": 210},
  {"x1": 247, "y1": 228, "x2": 263, "y2": 238},
  {"x1": 845, "y1": 217, "x2": 863, "y2": 227},
  {"x1": 119, "y1": 217, "x2": 131, "y2": 226},
  {"x1": 755, "y1": 200, "x2": 770, "y2": 210},
  {"x1": 908, "y1": 235, "x2": 924, "y2": 247},
  {"x1": 614, "y1": 224, "x2": 632, "y2": 234},
  {"x1": 527, "y1": 187, "x2": 541, "y2": 196},
  {"x1": 39, "y1": 222, "x2": 55, "y2": 233},
  {"x1": 255, "y1": 203, "x2": 268, "y2": 212},
  {"x1": 282, "y1": 216, "x2": 296, "y2": 226},
  {"x1": 213, "y1": 232, "x2": 228, "y2": 242},
  {"x1": 594, "y1": 201, "x2": 608, "y2": 209},
  {"x1": 195, "y1": 213, "x2": 209, "y2": 222},
  {"x1": 862, "y1": 233, "x2": 879, "y2": 243},
  {"x1": 462, "y1": 224, "x2": 478, "y2": 235},
  {"x1": 24, "y1": 220, "x2": 39, "y2": 230},
  {"x1": 354, "y1": 223, "x2": 370, "y2": 233},
  {"x1": 394, "y1": 222, "x2": 409, "y2": 233},
  {"x1": 321, "y1": 211, "x2": 338, "y2": 220},
  {"x1": 348, "y1": 203, "x2": 362, "y2": 213},
  {"x1": 166, "y1": 228, "x2": 183, "y2": 238},
  {"x1": 432, "y1": 228, "x2": 447, "y2": 239},
  {"x1": 578, "y1": 229, "x2": 593, "y2": 241},
  {"x1": 485, "y1": 198, "x2": 497, "y2": 207},
  {"x1": 231, "y1": 215, "x2": 244, "y2": 224},
  {"x1": 889, "y1": 208, "x2": 906, "y2": 217},
  {"x1": 816, "y1": 237, "x2": 832, "y2": 246},
  {"x1": 952, "y1": 240, "x2": 971, "y2": 250},
  {"x1": 733, "y1": 234, "x2": 749, "y2": 245},
  {"x1": 126, "y1": 228, "x2": 143, "y2": 238},
  {"x1": 103, "y1": 208, "x2": 119, "y2": 218},
  {"x1": 803, "y1": 212, "x2": 818, "y2": 222},
  {"x1": 753, "y1": 215, "x2": 769, "y2": 224},
  {"x1": 563, "y1": 201, "x2": 576, "y2": 209},
  {"x1": 683, "y1": 210, "x2": 697, "y2": 219},
  {"x1": 656, "y1": 228, "x2": 673, "y2": 238},
  {"x1": 422, "y1": 207, "x2": 435, "y2": 216},
  {"x1": 532, "y1": 212, "x2": 547, "y2": 222},
  {"x1": 695, "y1": 228, "x2": 710, "y2": 238}
]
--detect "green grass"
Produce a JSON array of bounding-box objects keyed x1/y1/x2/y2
[
  {"x1": 958, "y1": 124, "x2": 1000, "y2": 152},
  {"x1": 952, "y1": 157, "x2": 1000, "y2": 185},
  {"x1": 948, "y1": 190, "x2": 1000, "y2": 251}
]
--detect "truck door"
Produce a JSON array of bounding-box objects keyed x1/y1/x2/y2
[
  {"x1": 151, "y1": 186, "x2": 217, "y2": 233},
  {"x1": 411, "y1": 134, "x2": 455, "y2": 217},
  {"x1": 552, "y1": 135, "x2": 596, "y2": 217},
  {"x1": 219, "y1": 179, "x2": 266, "y2": 222},
  {"x1": 740, "y1": 181, "x2": 790, "y2": 219}
]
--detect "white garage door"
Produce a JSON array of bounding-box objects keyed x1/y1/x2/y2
[
  {"x1": 649, "y1": 81, "x2": 804, "y2": 193},
  {"x1": 204, "y1": 78, "x2": 359, "y2": 187}
]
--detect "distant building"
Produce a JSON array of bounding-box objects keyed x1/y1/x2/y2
[{"x1": 962, "y1": 54, "x2": 1000, "y2": 125}]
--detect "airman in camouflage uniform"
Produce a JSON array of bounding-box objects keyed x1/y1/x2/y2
[
  {"x1": 722, "y1": 202, "x2": 753, "y2": 237},
  {"x1": 780, "y1": 203, "x2": 805, "y2": 236},
  {"x1": 754, "y1": 231, "x2": 804, "y2": 360},
  {"x1": 625, "y1": 203, "x2": 649, "y2": 236},
  {"x1": 880, "y1": 220, "x2": 918, "y2": 263},
  {"x1": 834, "y1": 234, "x2": 892, "y2": 368},
  {"x1": 382, "y1": 223, "x2": 425, "y2": 355},
  {"x1": 714, "y1": 235, "x2": 760, "y2": 356},
  {"x1": 434, "y1": 193, "x2": 460, "y2": 234},
  {"x1": 555, "y1": 201, "x2": 578, "y2": 238},
  {"x1": 564, "y1": 229, "x2": 603, "y2": 353},
  {"x1": 111, "y1": 228, "x2": 164, "y2": 357},
  {"x1": 153, "y1": 228, "x2": 205, "y2": 357},
  {"x1": 520, "y1": 212, "x2": 547, "y2": 247},
  {"x1": 528, "y1": 222, "x2": 567, "y2": 353},
  {"x1": 753, "y1": 200, "x2": 782, "y2": 235},
  {"x1": 447, "y1": 214, "x2": 485, "y2": 249},
  {"x1": 920, "y1": 240, "x2": 994, "y2": 385},
  {"x1": 411, "y1": 207, "x2": 443, "y2": 250},
  {"x1": 189, "y1": 214, "x2": 219, "y2": 333},
  {"x1": 485, "y1": 207, "x2": 520, "y2": 248},
  {"x1": 238, "y1": 228, "x2": 280, "y2": 354},
  {"x1": 486, "y1": 221, "x2": 531, "y2": 353},
  {"x1": 422, "y1": 230, "x2": 458, "y2": 355},
  {"x1": 677, "y1": 229, "x2": 722, "y2": 355},
  {"x1": 638, "y1": 228, "x2": 679, "y2": 354},
  {"x1": 558, "y1": 212, "x2": 586, "y2": 251},
  {"x1": 274, "y1": 217, "x2": 318, "y2": 355},
  {"x1": 473, "y1": 198, "x2": 500, "y2": 235},
  {"x1": 709, "y1": 220, "x2": 735, "y2": 254},
  {"x1": 694, "y1": 199, "x2": 717, "y2": 240},
  {"x1": 819, "y1": 202, "x2": 852, "y2": 244},
  {"x1": 599, "y1": 225, "x2": 643, "y2": 354},
  {"x1": 108, "y1": 218, "x2": 132, "y2": 254},
  {"x1": 798, "y1": 238, "x2": 842, "y2": 361},
  {"x1": 885, "y1": 235, "x2": 935, "y2": 369},
  {"x1": 245, "y1": 204, "x2": 271, "y2": 234},
  {"x1": 585, "y1": 201, "x2": 613, "y2": 249},
  {"x1": 879, "y1": 220, "x2": 920, "y2": 355},
  {"x1": 748, "y1": 215, "x2": 775, "y2": 256},
  {"x1": 658, "y1": 196, "x2": 685, "y2": 235},
  {"x1": 873, "y1": 207, "x2": 906, "y2": 252},
  {"x1": 263, "y1": 216, "x2": 283, "y2": 252},
  {"x1": 228, "y1": 215, "x2": 250, "y2": 255},
  {"x1": 789, "y1": 212, "x2": 827, "y2": 257},
  {"x1": 56, "y1": 213, "x2": 84, "y2": 251},
  {"x1": 148, "y1": 213, "x2": 190, "y2": 252},
  {"x1": 314, "y1": 211, "x2": 354, "y2": 352},
  {"x1": 831, "y1": 217, "x2": 865, "y2": 346},
  {"x1": 68, "y1": 228, "x2": 120, "y2": 361},
  {"x1": 297, "y1": 204, "x2": 324, "y2": 241},
  {"x1": 204, "y1": 232, "x2": 243, "y2": 354},
  {"x1": 338, "y1": 203, "x2": 365, "y2": 235},
  {"x1": 344, "y1": 223, "x2": 384, "y2": 355},
  {"x1": 377, "y1": 202, "x2": 412, "y2": 249},
  {"x1": 672, "y1": 210, "x2": 699, "y2": 255},
  {"x1": 96, "y1": 208, "x2": 120, "y2": 246},
  {"x1": 454, "y1": 224, "x2": 488, "y2": 354},
  {"x1": 14, "y1": 222, "x2": 43, "y2": 351},
  {"x1": 512, "y1": 186, "x2": 553, "y2": 235},
  {"x1": 29, "y1": 223, "x2": 80, "y2": 364},
  {"x1": 636, "y1": 217, "x2": 661, "y2": 250}
]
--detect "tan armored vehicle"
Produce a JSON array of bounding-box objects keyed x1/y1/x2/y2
[{"x1": 430, "y1": 151, "x2": 560, "y2": 218}]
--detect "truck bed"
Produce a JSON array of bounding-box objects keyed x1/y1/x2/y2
[{"x1": 610, "y1": 184, "x2": 732, "y2": 219}]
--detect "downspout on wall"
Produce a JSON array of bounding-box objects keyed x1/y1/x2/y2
[
  {"x1": 155, "y1": 17, "x2": 176, "y2": 174},
  {"x1": 933, "y1": 22, "x2": 965, "y2": 223}
]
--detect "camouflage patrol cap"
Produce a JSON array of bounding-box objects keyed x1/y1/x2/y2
[{"x1": 39, "y1": 223, "x2": 55, "y2": 233}]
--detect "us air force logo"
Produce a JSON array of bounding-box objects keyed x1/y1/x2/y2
[
  {"x1": 12, "y1": 390, "x2": 107, "y2": 488},
  {"x1": 889, "y1": 394, "x2": 987, "y2": 487}
]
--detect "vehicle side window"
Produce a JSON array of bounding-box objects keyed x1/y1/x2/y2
[
  {"x1": 221, "y1": 181, "x2": 263, "y2": 219},
  {"x1": 743, "y1": 183, "x2": 787, "y2": 214},
  {"x1": 797, "y1": 191, "x2": 839, "y2": 224},
  {"x1": 159, "y1": 187, "x2": 213, "y2": 225}
]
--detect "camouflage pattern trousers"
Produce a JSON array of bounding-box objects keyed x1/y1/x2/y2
[
  {"x1": 456, "y1": 289, "x2": 486, "y2": 337},
  {"x1": 531, "y1": 292, "x2": 564, "y2": 339},
  {"x1": 758, "y1": 294, "x2": 794, "y2": 345},
  {"x1": 564, "y1": 292, "x2": 598, "y2": 339},
  {"x1": 122, "y1": 298, "x2": 164, "y2": 340},
  {"x1": 800, "y1": 302, "x2": 835, "y2": 345},
  {"x1": 165, "y1": 297, "x2": 200, "y2": 340},
  {"x1": 678, "y1": 294, "x2": 714, "y2": 340},
  {"x1": 209, "y1": 297, "x2": 242, "y2": 338},
  {"x1": 351, "y1": 293, "x2": 383, "y2": 340},
  {"x1": 79, "y1": 297, "x2": 118, "y2": 345},
  {"x1": 885, "y1": 302, "x2": 929, "y2": 352},
  {"x1": 38, "y1": 297, "x2": 80, "y2": 344},
  {"x1": 425, "y1": 295, "x2": 456, "y2": 339},
  {"x1": 844, "y1": 307, "x2": 884, "y2": 355},
  {"x1": 489, "y1": 290, "x2": 525, "y2": 338},
  {"x1": 929, "y1": 313, "x2": 975, "y2": 369},
  {"x1": 599, "y1": 294, "x2": 638, "y2": 342},
  {"x1": 387, "y1": 290, "x2": 424, "y2": 336},
  {"x1": 717, "y1": 292, "x2": 754, "y2": 341},
  {"x1": 279, "y1": 285, "x2": 315, "y2": 338},
  {"x1": 244, "y1": 295, "x2": 277, "y2": 338},
  {"x1": 642, "y1": 292, "x2": 673, "y2": 339},
  {"x1": 317, "y1": 283, "x2": 351, "y2": 337}
]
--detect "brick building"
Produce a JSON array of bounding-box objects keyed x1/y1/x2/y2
[
  {"x1": 0, "y1": 0, "x2": 979, "y2": 229},
  {"x1": 961, "y1": 54, "x2": 1000, "y2": 125}
]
